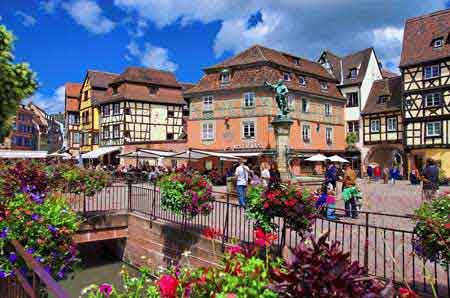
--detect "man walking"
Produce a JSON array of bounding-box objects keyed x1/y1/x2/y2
[
  {"x1": 342, "y1": 164, "x2": 358, "y2": 218},
  {"x1": 422, "y1": 159, "x2": 440, "y2": 201},
  {"x1": 235, "y1": 159, "x2": 251, "y2": 207},
  {"x1": 325, "y1": 163, "x2": 337, "y2": 190}
]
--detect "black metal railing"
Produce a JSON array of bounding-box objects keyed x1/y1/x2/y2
[{"x1": 71, "y1": 181, "x2": 449, "y2": 298}]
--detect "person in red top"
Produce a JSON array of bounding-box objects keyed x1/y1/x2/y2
[{"x1": 373, "y1": 165, "x2": 382, "y2": 182}]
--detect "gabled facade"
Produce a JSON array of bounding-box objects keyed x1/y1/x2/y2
[
  {"x1": 361, "y1": 76, "x2": 405, "y2": 172},
  {"x1": 400, "y1": 8, "x2": 450, "y2": 175},
  {"x1": 9, "y1": 105, "x2": 37, "y2": 150},
  {"x1": 98, "y1": 67, "x2": 187, "y2": 150},
  {"x1": 185, "y1": 44, "x2": 347, "y2": 176},
  {"x1": 79, "y1": 71, "x2": 118, "y2": 153},
  {"x1": 64, "y1": 83, "x2": 82, "y2": 155},
  {"x1": 319, "y1": 48, "x2": 390, "y2": 173}
]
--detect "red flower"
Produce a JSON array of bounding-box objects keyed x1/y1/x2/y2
[
  {"x1": 444, "y1": 223, "x2": 450, "y2": 229},
  {"x1": 158, "y1": 274, "x2": 179, "y2": 298},
  {"x1": 226, "y1": 245, "x2": 242, "y2": 255},
  {"x1": 398, "y1": 287, "x2": 417, "y2": 298},
  {"x1": 263, "y1": 202, "x2": 270, "y2": 209},
  {"x1": 233, "y1": 262, "x2": 242, "y2": 276},
  {"x1": 255, "y1": 228, "x2": 278, "y2": 247},
  {"x1": 203, "y1": 227, "x2": 221, "y2": 240}
]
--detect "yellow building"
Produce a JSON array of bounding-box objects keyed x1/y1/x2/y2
[
  {"x1": 79, "y1": 70, "x2": 118, "y2": 153},
  {"x1": 400, "y1": 9, "x2": 450, "y2": 176}
]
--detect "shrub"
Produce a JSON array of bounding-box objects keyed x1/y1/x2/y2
[
  {"x1": 413, "y1": 193, "x2": 450, "y2": 267},
  {"x1": 270, "y1": 232, "x2": 391, "y2": 298},
  {"x1": 159, "y1": 169, "x2": 214, "y2": 218}
]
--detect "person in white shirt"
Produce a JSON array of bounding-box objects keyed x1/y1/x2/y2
[
  {"x1": 261, "y1": 164, "x2": 271, "y2": 188},
  {"x1": 235, "y1": 159, "x2": 251, "y2": 207}
]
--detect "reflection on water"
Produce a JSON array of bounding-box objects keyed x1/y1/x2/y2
[{"x1": 57, "y1": 240, "x2": 135, "y2": 298}]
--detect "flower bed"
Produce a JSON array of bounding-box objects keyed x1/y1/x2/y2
[
  {"x1": 413, "y1": 193, "x2": 450, "y2": 268},
  {"x1": 159, "y1": 169, "x2": 214, "y2": 218},
  {"x1": 246, "y1": 182, "x2": 317, "y2": 234}
]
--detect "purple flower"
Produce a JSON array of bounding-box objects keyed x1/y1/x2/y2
[
  {"x1": 31, "y1": 214, "x2": 40, "y2": 221},
  {"x1": 99, "y1": 283, "x2": 113, "y2": 296},
  {"x1": 0, "y1": 271, "x2": 6, "y2": 279},
  {"x1": 0, "y1": 227, "x2": 9, "y2": 238},
  {"x1": 47, "y1": 225, "x2": 58, "y2": 233},
  {"x1": 31, "y1": 193, "x2": 43, "y2": 204},
  {"x1": 35, "y1": 256, "x2": 44, "y2": 263},
  {"x1": 9, "y1": 252, "x2": 17, "y2": 263},
  {"x1": 26, "y1": 247, "x2": 35, "y2": 255},
  {"x1": 44, "y1": 266, "x2": 51, "y2": 274}
]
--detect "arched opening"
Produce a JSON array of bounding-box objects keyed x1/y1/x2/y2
[{"x1": 364, "y1": 146, "x2": 406, "y2": 177}]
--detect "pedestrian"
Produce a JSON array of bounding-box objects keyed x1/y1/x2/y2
[
  {"x1": 261, "y1": 164, "x2": 271, "y2": 188},
  {"x1": 421, "y1": 159, "x2": 440, "y2": 201},
  {"x1": 326, "y1": 187, "x2": 337, "y2": 220},
  {"x1": 367, "y1": 165, "x2": 373, "y2": 183},
  {"x1": 374, "y1": 165, "x2": 381, "y2": 182},
  {"x1": 325, "y1": 163, "x2": 337, "y2": 190},
  {"x1": 235, "y1": 159, "x2": 251, "y2": 207},
  {"x1": 269, "y1": 162, "x2": 281, "y2": 188},
  {"x1": 342, "y1": 164, "x2": 358, "y2": 218},
  {"x1": 383, "y1": 167, "x2": 389, "y2": 184},
  {"x1": 410, "y1": 168, "x2": 420, "y2": 185}
]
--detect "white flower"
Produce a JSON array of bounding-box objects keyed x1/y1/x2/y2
[{"x1": 182, "y1": 250, "x2": 191, "y2": 258}]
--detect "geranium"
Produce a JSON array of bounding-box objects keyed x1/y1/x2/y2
[
  {"x1": 203, "y1": 227, "x2": 221, "y2": 240},
  {"x1": 99, "y1": 283, "x2": 113, "y2": 296},
  {"x1": 398, "y1": 287, "x2": 417, "y2": 298},
  {"x1": 255, "y1": 228, "x2": 278, "y2": 247},
  {"x1": 158, "y1": 274, "x2": 179, "y2": 298}
]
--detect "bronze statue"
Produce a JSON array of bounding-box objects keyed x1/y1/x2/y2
[{"x1": 264, "y1": 80, "x2": 290, "y2": 119}]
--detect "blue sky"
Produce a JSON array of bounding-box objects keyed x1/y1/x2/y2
[{"x1": 1, "y1": 0, "x2": 449, "y2": 113}]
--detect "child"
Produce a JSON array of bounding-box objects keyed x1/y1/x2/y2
[
  {"x1": 315, "y1": 183, "x2": 328, "y2": 216},
  {"x1": 326, "y1": 188, "x2": 337, "y2": 220}
]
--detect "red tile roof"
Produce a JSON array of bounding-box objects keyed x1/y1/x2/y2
[
  {"x1": 400, "y1": 9, "x2": 450, "y2": 67},
  {"x1": 206, "y1": 44, "x2": 336, "y2": 81},
  {"x1": 65, "y1": 83, "x2": 81, "y2": 112},
  {"x1": 362, "y1": 76, "x2": 402, "y2": 115},
  {"x1": 87, "y1": 70, "x2": 118, "y2": 89},
  {"x1": 65, "y1": 83, "x2": 82, "y2": 98},
  {"x1": 111, "y1": 67, "x2": 181, "y2": 88},
  {"x1": 381, "y1": 69, "x2": 399, "y2": 79}
]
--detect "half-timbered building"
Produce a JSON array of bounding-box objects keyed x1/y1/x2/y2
[
  {"x1": 64, "y1": 83, "x2": 82, "y2": 155},
  {"x1": 98, "y1": 67, "x2": 187, "y2": 161},
  {"x1": 361, "y1": 76, "x2": 405, "y2": 173},
  {"x1": 185, "y1": 44, "x2": 347, "y2": 176},
  {"x1": 79, "y1": 70, "x2": 118, "y2": 154},
  {"x1": 400, "y1": 8, "x2": 450, "y2": 175}
]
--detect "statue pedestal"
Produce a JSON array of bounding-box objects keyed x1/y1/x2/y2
[{"x1": 271, "y1": 118, "x2": 293, "y2": 181}]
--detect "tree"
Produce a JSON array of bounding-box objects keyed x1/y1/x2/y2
[
  {"x1": 0, "y1": 24, "x2": 38, "y2": 142},
  {"x1": 345, "y1": 132, "x2": 359, "y2": 147}
]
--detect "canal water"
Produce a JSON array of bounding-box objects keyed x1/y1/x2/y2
[{"x1": 57, "y1": 240, "x2": 136, "y2": 298}]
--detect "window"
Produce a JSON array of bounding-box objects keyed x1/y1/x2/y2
[
  {"x1": 166, "y1": 133, "x2": 174, "y2": 140},
  {"x1": 426, "y1": 122, "x2": 441, "y2": 137},
  {"x1": 112, "y1": 86, "x2": 118, "y2": 95},
  {"x1": 73, "y1": 132, "x2": 80, "y2": 144},
  {"x1": 387, "y1": 117, "x2": 397, "y2": 132},
  {"x1": 302, "y1": 125, "x2": 311, "y2": 143},
  {"x1": 220, "y1": 72, "x2": 230, "y2": 84},
  {"x1": 424, "y1": 64, "x2": 440, "y2": 79},
  {"x1": 283, "y1": 72, "x2": 291, "y2": 81},
  {"x1": 83, "y1": 90, "x2": 88, "y2": 101},
  {"x1": 347, "y1": 121, "x2": 360, "y2": 140},
  {"x1": 298, "y1": 76, "x2": 306, "y2": 86},
  {"x1": 405, "y1": 99, "x2": 412, "y2": 108},
  {"x1": 287, "y1": 95, "x2": 295, "y2": 111},
  {"x1": 68, "y1": 114, "x2": 79, "y2": 125},
  {"x1": 242, "y1": 121, "x2": 255, "y2": 139},
  {"x1": 320, "y1": 81, "x2": 328, "y2": 91},
  {"x1": 243, "y1": 92, "x2": 255, "y2": 108},
  {"x1": 324, "y1": 103, "x2": 332, "y2": 116},
  {"x1": 112, "y1": 124, "x2": 120, "y2": 139},
  {"x1": 102, "y1": 126, "x2": 110, "y2": 139},
  {"x1": 168, "y1": 110, "x2": 175, "y2": 117},
  {"x1": 113, "y1": 103, "x2": 120, "y2": 115},
  {"x1": 148, "y1": 86, "x2": 159, "y2": 94},
  {"x1": 293, "y1": 58, "x2": 300, "y2": 65},
  {"x1": 425, "y1": 93, "x2": 441, "y2": 107},
  {"x1": 102, "y1": 105, "x2": 110, "y2": 117},
  {"x1": 201, "y1": 122, "x2": 214, "y2": 140},
  {"x1": 349, "y1": 68, "x2": 358, "y2": 79},
  {"x1": 124, "y1": 107, "x2": 131, "y2": 115},
  {"x1": 370, "y1": 119, "x2": 380, "y2": 133},
  {"x1": 301, "y1": 98, "x2": 310, "y2": 113},
  {"x1": 346, "y1": 92, "x2": 358, "y2": 107},
  {"x1": 82, "y1": 133, "x2": 89, "y2": 146},
  {"x1": 325, "y1": 127, "x2": 333, "y2": 144},
  {"x1": 92, "y1": 133, "x2": 99, "y2": 145},
  {"x1": 433, "y1": 38, "x2": 443, "y2": 48},
  {"x1": 82, "y1": 111, "x2": 90, "y2": 124},
  {"x1": 202, "y1": 96, "x2": 214, "y2": 111},
  {"x1": 377, "y1": 95, "x2": 389, "y2": 104}
]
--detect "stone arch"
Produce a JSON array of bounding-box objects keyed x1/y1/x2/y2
[{"x1": 364, "y1": 145, "x2": 406, "y2": 176}]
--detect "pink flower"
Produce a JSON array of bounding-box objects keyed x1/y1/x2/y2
[
  {"x1": 158, "y1": 274, "x2": 179, "y2": 298},
  {"x1": 255, "y1": 228, "x2": 277, "y2": 247},
  {"x1": 226, "y1": 245, "x2": 241, "y2": 255},
  {"x1": 99, "y1": 283, "x2": 113, "y2": 296},
  {"x1": 444, "y1": 223, "x2": 450, "y2": 229}
]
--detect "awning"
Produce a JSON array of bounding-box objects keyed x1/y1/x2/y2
[
  {"x1": 171, "y1": 149, "x2": 241, "y2": 161},
  {"x1": 305, "y1": 154, "x2": 328, "y2": 162},
  {"x1": 81, "y1": 146, "x2": 121, "y2": 159},
  {"x1": 139, "y1": 149, "x2": 177, "y2": 157},
  {"x1": 118, "y1": 149, "x2": 177, "y2": 159},
  {"x1": 0, "y1": 150, "x2": 48, "y2": 159},
  {"x1": 229, "y1": 152, "x2": 263, "y2": 157},
  {"x1": 328, "y1": 155, "x2": 350, "y2": 163},
  {"x1": 48, "y1": 152, "x2": 72, "y2": 159}
]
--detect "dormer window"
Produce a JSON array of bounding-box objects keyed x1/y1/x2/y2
[
  {"x1": 298, "y1": 76, "x2": 306, "y2": 86},
  {"x1": 112, "y1": 86, "x2": 118, "y2": 95},
  {"x1": 220, "y1": 69, "x2": 231, "y2": 84},
  {"x1": 293, "y1": 58, "x2": 300, "y2": 65},
  {"x1": 377, "y1": 95, "x2": 389, "y2": 104},
  {"x1": 283, "y1": 72, "x2": 291, "y2": 81},
  {"x1": 320, "y1": 81, "x2": 328, "y2": 91},
  {"x1": 349, "y1": 68, "x2": 358, "y2": 79},
  {"x1": 432, "y1": 38, "x2": 443, "y2": 48},
  {"x1": 148, "y1": 86, "x2": 158, "y2": 94}
]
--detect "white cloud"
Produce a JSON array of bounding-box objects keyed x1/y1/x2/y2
[
  {"x1": 113, "y1": 0, "x2": 448, "y2": 72},
  {"x1": 15, "y1": 11, "x2": 36, "y2": 27},
  {"x1": 127, "y1": 41, "x2": 178, "y2": 72},
  {"x1": 63, "y1": 0, "x2": 115, "y2": 34},
  {"x1": 40, "y1": 0, "x2": 60, "y2": 14},
  {"x1": 25, "y1": 85, "x2": 66, "y2": 114}
]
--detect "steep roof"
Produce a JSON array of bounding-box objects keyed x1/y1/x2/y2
[
  {"x1": 381, "y1": 69, "x2": 399, "y2": 79},
  {"x1": 65, "y1": 83, "x2": 82, "y2": 98},
  {"x1": 87, "y1": 70, "x2": 118, "y2": 89},
  {"x1": 206, "y1": 44, "x2": 336, "y2": 81},
  {"x1": 111, "y1": 67, "x2": 181, "y2": 88},
  {"x1": 362, "y1": 76, "x2": 402, "y2": 115},
  {"x1": 400, "y1": 8, "x2": 450, "y2": 67},
  {"x1": 65, "y1": 83, "x2": 81, "y2": 113},
  {"x1": 180, "y1": 82, "x2": 195, "y2": 91}
]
